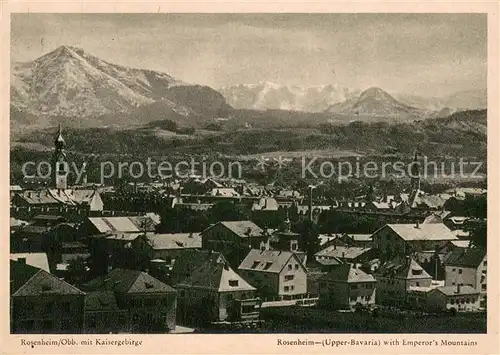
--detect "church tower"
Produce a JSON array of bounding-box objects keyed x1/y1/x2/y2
[
  {"x1": 408, "y1": 150, "x2": 420, "y2": 207},
  {"x1": 52, "y1": 123, "x2": 68, "y2": 190}
]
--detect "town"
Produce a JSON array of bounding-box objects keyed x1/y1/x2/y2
[{"x1": 9, "y1": 125, "x2": 487, "y2": 334}]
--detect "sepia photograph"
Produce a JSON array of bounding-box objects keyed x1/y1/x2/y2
[{"x1": 8, "y1": 12, "x2": 490, "y2": 339}]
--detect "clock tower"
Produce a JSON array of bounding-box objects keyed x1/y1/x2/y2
[{"x1": 52, "y1": 123, "x2": 68, "y2": 190}]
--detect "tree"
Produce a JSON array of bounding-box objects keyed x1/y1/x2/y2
[
  {"x1": 294, "y1": 219, "x2": 320, "y2": 260},
  {"x1": 209, "y1": 201, "x2": 250, "y2": 222},
  {"x1": 467, "y1": 220, "x2": 487, "y2": 250}
]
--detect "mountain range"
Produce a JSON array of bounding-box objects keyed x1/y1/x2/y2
[
  {"x1": 11, "y1": 45, "x2": 487, "y2": 132},
  {"x1": 11, "y1": 45, "x2": 231, "y2": 130},
  {"x1": 219, "y1": 82, "x2": 360, "y2": 112},
  {"x1": 220, "y1": 83, "x2": 487, "y2": 114}
]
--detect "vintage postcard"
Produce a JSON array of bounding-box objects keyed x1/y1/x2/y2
[{"x1": 1, "y1": 1, "x2": 498, "y2": 354}]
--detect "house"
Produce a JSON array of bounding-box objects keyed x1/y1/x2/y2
[
  {"x1": 251, "y1": 197, "x2": 279, "y2": 211},
  {"x1": 82, "y1": 269, "x2": 177, "y2": 333},
  {"x1": 176, "y1": 253, "x2": 259, "y2": 325},
  {"x1": 318, "y1": 263, "x2": 376, "y2": 310},
  {"x1": 427, "y1": 285, "x2": 480, "y2": 312},
  {"x1": 238, "y1": 249, "x2": 307, "y2": 297},
  {"x1": 314, "y1": 245, "x2": 374, "y2": 264},
  {"x1": 11, "y1": 217, "x2": 78, "y2": 255},
  {"x1": 373, "y1": 257, "x2": 432, "y2": 306},
  {"x1": 170, "y1": 250, "x2": 227, "y2": 285},
  {"x1": 370, "y1": 223, "x2": 458, "y2": 260},
  {"x1": 133, "y1": 233, "x2": 202, "y2": 263},
  {"x1": 201, "y1": 221, "x2": 267, "y2": 267},
  {"x1": 10, "y1": 259, "x2": 85, "y2": 334},
  {"x1": 443, "y1": 247, "x2": 486, "y2": 307},
  {"x1": 12, "y1": 189, "x2": 104, "y2": 213}
]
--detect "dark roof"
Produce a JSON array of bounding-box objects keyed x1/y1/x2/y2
[
  {"x1": 238, "y1": 249, "x2": 303, "y2": 274},
  {"x1": 320, "y1": 264, "x2": 376, "y2": 283},
  {"x1": 375, "y1": 257, "x2": 432, "y2": 280},
  {"x1": 435, "y1": 285, "x2": 479, "y2": 296},
  {"x1": 10, "y1": 260, "x2": 40, "y2": 295},
  {"x1": 444, "y1": 248, "x2": 486, "y2": 268},
  {"x1": 83, "y1": 269, "x2": 176, "y2": 294},
  {"x1": 170, "y1": 250, "x2": 226, "y2": 285},
  {"x1": 177, "y1": 257, "x2": 255, "y2": 292},
  {"x1": 10, "y1": 260, "x2": 84, "y2": 297},
  {"x1": 203, "y1": 221, "x2": 264, "y2": 238},
  {"x1": 33, "y1": 215, "x2": 66, "y2": 221},
  {"x1": 84, "y1": 291, "x2": 120, "y2": 312}
]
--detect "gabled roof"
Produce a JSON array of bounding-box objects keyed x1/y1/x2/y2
[
  {"x1": 434, "y1": 285, "x2": 479, "y2": 296},
  {"x1": 83, "y1": 269, "x2": 175, "y2": 294},
  {"x1": 87, "y1": 216, "x2": 156, "y2": 233},
  {"x1": 170, "y1": 250, "x2": 227, "y2": 285},
  {"x1": 375, "y1": 257, "x2": 432, "y2": 280},
  {"x1": 315, "y1": 246, "x2": 372, "y2": 260},
  {"x1": 320, "y1": 264, "x2": 376, "y2": 283},
  {"x1": 203, "y1": 221, "x2": 264, "y2": 238},
  {"x1": 444, "y1": 248, "x2": 486, "y2": 268},
  {"x1": 376, "y1": 223, "x2": 457, "y2": 242},
  {"x1": 177, "y1": 257, "x2": 255, "y2": 292},
  {"x1": 10, "y1": 260, "x2": 84, "y2": 297},
  {"x1": 10, "y1": 253, "x2": 50, "y2": 272},
  {"x1": 143, "y1": 233, "x2": 202, "y2": 250},
  {"x1": 84, "y1": 291, "x2": 120, "y2": 312},
  {"x1": 17, "y1": 189, "x2": 60, "y2": 205},
  {"x1": 238, "y1": 249, "x2": 304, "y2": 274}
]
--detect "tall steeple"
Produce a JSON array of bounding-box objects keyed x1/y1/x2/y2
[
  {"x1": 52, "y1": 123, "x2": 68, "y2": 190},
  {"x1": 408, "y1": 150, "x2": 420, "y2": 207},
  {"x1": 54, "y1": 123, "x2": 66, "y2": 149}
]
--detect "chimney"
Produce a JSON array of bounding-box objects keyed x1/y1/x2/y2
[
  {"x1": 457, "y1": 283, "x2": 461, "y2": 294},
  {"x1": 334, "y1": 244, "x2": 337, "y2": 250},
  {"x1": 342, "y1": 252, "x2": 345, "y2": 259},
  {"x1": 188, "y1": 232, "x2": 193, "y2": 238}
]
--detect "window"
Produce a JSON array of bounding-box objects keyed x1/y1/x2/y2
[
  {"x1": 263, "y1": 262, "x2": 273, "y2": 270},
  {"x1": 288, "y1": 264, "x2": 292, "y2": 271},
  {"x1": 284, "y1": 275, "x2": 294, "y2": 281},
  {"x1": 290, "y1": 285, "x2": 295, "y2": 291},
  {"x1": 179, "y1": 290, "x2": 186, "y2": 298},
  {"x1": 284, "y1": 286, "x2": 290, "y2": 292},
  {"x1": 415, "y1": 282, "x2": 420, "y2": 287},
  {"x1": 291, "y1": 243, "x2": 298, "y2": 251},
  {"x1": 229, "y1": 280, "x2": 239, "y2": 287},
  {"x1": 251, "y1": 261, "x2": 260, "y2": 269},
  {"x1": 452, "y1": 268, "x2": 456, "y2": 272},
  {"x1": 450, "y1": 299, "x2": 455, "y2": 304},
  {"x1": 458, "y1": 269, "x2": 463, "y2": 274},
  {"x1": 482, "y1": 284, "x2": 487, "y2": 291},
  {"x1": 295, "y1": 264, "x2": 299, "y2": 270}
]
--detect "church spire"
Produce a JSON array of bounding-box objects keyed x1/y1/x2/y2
[{"x1": 55, "y1": 123, "x2": 65, "y2": 149}]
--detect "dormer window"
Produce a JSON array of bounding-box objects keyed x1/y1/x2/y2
[
  {"x1": 412, "y1": 269, "x2": 422, "y2": 275},
  {"x1": 229, "y1": 280, "x2": 239, "y2": 287},
  {"x1": 251, "y1": 261, "x2": 260, "y2": 269},
  {"x1": 144, "y1": 282, "x2": 154, "y2": 289},
  {"x1": 263, "y1": 262, "x2": 273, "y2": 270}
]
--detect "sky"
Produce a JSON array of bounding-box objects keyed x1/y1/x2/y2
[{"x1": 11, "y1": 13, "x2": 487, "y2": 97}]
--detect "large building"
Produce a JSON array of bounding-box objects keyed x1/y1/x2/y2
[
  {"x1": 10, "y1": 259, "x2": 85, "y2": 334},
  {"x1": 373, "y1": 256, "x2": 432, "y2": 306},
  {"x1": 82, "y1": 268, "x2": 177, "y2": 333},
  {"x1": 175, "y1": 252, "x2": 260, "y2": 325},
  {"x1": 238, "y1": 249, "x2": 307, "y2": 297},
  {"x1": 318, "y1": 263, "x2": 376, "y2": 310},
  {"x1": 371, "y1": 223, "x2": 458, "y2": 260}
]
